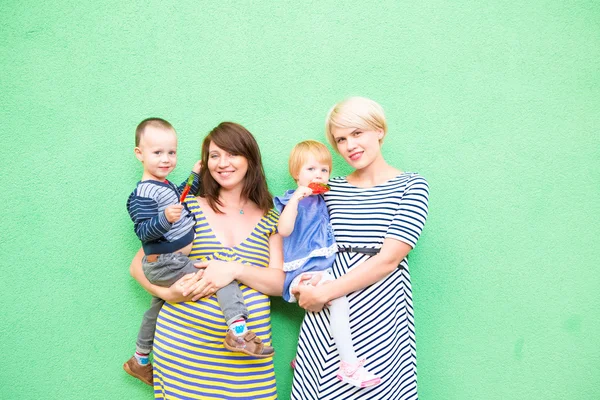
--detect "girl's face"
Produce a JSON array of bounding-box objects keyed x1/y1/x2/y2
[
  {"x1": 207, "y1": 141, "x2": 248, "y2": 190},
  {"x1": 331, "y1": 126, "x2": 383, "y2": 170},
  {"x1": 295, "y1": 153, "x2": 330, "y2": 187}
]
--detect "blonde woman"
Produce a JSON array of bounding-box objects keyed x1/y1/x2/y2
[{"x1": 291, "y1": 97, "x2": 430, "y2": 399}]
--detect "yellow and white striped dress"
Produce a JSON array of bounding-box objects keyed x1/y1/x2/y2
[{"x1": 153, "y1": 196, "x2": 279, "y2": 399}]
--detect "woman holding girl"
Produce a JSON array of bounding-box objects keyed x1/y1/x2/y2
[
  {"x1": 291, "y1": 97, "x2": 430, "y2": 400},
  {"x1": 130, "y1": 122, "x2": 283, "y2": 399},
  {"x1": 274, "y1": 140, "x2": 381, "y2": 388}
]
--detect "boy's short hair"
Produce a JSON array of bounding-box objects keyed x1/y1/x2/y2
[
  {"x1": 135, "y1": 118, "x2": 175, "y2": 146},
  {"x1": 288, "y1": 140, "x2": 333, "y2": 179},
  {"x1": 325, "y1": 97, "x2": 387, "y2": 151}
]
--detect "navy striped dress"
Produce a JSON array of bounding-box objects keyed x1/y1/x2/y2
[{"x1": 291, "y1": 173, "x2": 429, "y2": 400}]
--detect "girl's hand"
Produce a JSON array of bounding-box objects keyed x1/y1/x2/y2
[
  {"x1": 298, "y1": 272, "x2": 324, "y2": 287},
  {"x1": 292, "y1": 282, "x2": 330, "y2": 312},
  {"x1": 181, "y1": 260, "x2": 239, "y2": 301},
  {"x1": 291, "y1": 186, "x2": 312, "y2": 202}
]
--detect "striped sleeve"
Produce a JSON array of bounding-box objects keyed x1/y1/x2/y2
[
  {"x1": 386, "y1": 175, "x2": 429, "y2": 248},
  {"x1": 127, "y1": 194, "x2": 172, "y2": 242},
  {"x1": 264, "y1": 209, "x2": 280, "y2": 236}
]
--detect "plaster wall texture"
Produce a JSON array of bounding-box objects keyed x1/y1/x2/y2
[{"x1": 1, "y1": 1, "x2": 598, "y2": 399}]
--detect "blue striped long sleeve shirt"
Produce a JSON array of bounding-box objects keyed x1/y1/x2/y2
[{"x1": 126, "y1": 172, "x2": 200, "y2": 254}]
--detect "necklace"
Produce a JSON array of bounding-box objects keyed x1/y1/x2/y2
[
  {"x1": 220, "y1": 197, "x2": 248, "y2": 215},
  {"x1": 238, "y1": 198, "x2": 248, "y2": 214}
]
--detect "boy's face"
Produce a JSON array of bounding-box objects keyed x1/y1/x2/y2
[
  {"x1": 135, "y1": 126, "x2": 178, "y2": 181},
  {"x1": 295, "y1": 154, "x2": 330, "y2": 187}
]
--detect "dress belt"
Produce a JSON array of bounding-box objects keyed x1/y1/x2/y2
[
  {"x1": 337, "y1": 246, "x2": 404, "y2": 269},
  {"x1": 337, "y1": 246, "x2": 380, "y2": 256}
]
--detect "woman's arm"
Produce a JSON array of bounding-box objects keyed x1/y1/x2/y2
[
  {"x1": 184, "y1": 233, "x2": 285, "y2": 301},
  {"x1": 294, "y1": 238, "x2": 412, "y2": 312},
  {"x1": 278, "y1": 186, "x2": 311, "y2": 237},
  {"x1": 296, "y1": 174, "x2": 429, "y2": 312},
  {"x1": 129, "y1": 248, "x2": 199, "y2": 302},
  {"x1": 237, "y1": 232, "x2": 284, "y2": 295}
]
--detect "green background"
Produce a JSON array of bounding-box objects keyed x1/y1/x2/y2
[{"x1": 1, "y1": 1, "x2": 599, "y2": 399}]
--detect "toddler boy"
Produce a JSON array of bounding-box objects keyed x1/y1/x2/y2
[{"x1": 122, "y1": 118, "x2": 202, "y2": 386}]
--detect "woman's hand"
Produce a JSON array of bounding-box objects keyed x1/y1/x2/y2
[
  {"x1": 181, "y1": 260, "x2": 239, "y2": 301},
  {"x1": 292, "y1": 280, "x2": 331, "y2": 312},
  {"x1": 159, "y1": 272, "x2": 205, "y2": 302}
]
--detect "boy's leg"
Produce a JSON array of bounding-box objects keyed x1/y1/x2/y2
[
  {"x1": 125, "y1": 254, "x2": 190, "y2": 386},
  {"x1": 216, "y1": 281, "x2": 248, "y2": 326},
  {"x1": 124, "y1": 295, "x2": 163, "y2": 386},
  {"x1": 136, "y1": 296, "x2": 164, "y2": 354},
  {"x1": 143, "y1": 253, "x2": 199, "y2": 287},
  {"x1": 218, "y1": 282, "x2": 274, "y2": 358}
]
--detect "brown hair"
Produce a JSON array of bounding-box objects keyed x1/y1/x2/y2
[
  {"x1": 135, "y1": 118, "x2": 175, "y2": 146},
  {"x1": 198, "y1": 122, "x2": 274, "y2": 215}
]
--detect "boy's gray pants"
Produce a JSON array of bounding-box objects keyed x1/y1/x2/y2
[{"x1": 136, "y1": 252, "x2": 248, "y2": 354}]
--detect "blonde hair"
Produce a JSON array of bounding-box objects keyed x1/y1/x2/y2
[
  {"x1": 325, "y1": 97, "x2": 387, "y2": 151},
  {"x1": 288, "y1": 140, "x2": 333, "y2": 179}
]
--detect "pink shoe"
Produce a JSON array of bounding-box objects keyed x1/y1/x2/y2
[
  {"x1": 336, "y1": 359, "x2": 381, "y2": 388},
  {"x1": 290, "y1": 358, "x2": 296, "y2": 369}
]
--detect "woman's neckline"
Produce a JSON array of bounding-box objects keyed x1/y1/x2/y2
[
  {"x1": 340, "y1": 172, "x2": 410, "y2": 189},
  {"x1": 190, "y1": 196, "x2": 264, "y2": 249}
]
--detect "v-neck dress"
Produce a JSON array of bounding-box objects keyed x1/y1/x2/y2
[{"x1": 152, "y1": 196, "x2": 279, "y2": 399}]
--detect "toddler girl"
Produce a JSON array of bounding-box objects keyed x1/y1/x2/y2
[{"x1": 274, "y1": 140, "x2": 381, "y2": 388}]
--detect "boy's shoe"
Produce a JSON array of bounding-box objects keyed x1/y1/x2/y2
[
  {"x1": 336, "y1": 359, "x2": 381, "y2": 388},
  {"x1": 223, "y1": 329, "x2": 275, "y2": 358},
  {"x1": 123, "y1": 356, "x2": 153, "y2": 386}
]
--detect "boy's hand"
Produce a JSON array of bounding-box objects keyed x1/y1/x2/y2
[
  {"x1": 291, "y1": 186, "x2": 312, "y2": 202},
  {"x1": 192, "y1": 160, "x2": 202, "y2": 174},
  {"x1": 165, "y1": 204, "x2": 184, "y2": 223}
]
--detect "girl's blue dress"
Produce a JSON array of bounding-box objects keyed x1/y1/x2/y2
[{"x1": 274, "y1": 190, "x2": 337, "y2": 302}]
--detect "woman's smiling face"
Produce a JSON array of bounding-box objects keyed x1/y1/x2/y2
[
  {"x1": 207, "y1": 141, "x2": 249, "y2": 190},
  {"x1": 331, "y1": 126, "x2": 383, "y2": 170}
]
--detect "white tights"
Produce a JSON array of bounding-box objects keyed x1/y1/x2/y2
[{"x1": 328, "y1": 294, "x2": 359, "y2": 364}]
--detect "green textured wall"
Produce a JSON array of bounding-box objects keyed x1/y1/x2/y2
[{"x1": 1, "y1": 1, "x2": 599, "y2": 399}]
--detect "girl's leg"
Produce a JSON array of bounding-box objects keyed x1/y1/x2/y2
[
  {"x1": 328, "y1": 295, "x2": 359, "y2": 364},
  {"x1": 322, "y1": 273, "x2": 381, "y2": 388}
]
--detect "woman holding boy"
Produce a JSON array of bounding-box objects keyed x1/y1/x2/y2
[{"x1": 130, "y1": 122, "x2": 283, "y2": 399}]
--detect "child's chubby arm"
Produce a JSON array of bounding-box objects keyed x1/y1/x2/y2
[
  {"x1": 278, "y1": 186, "x2": 312, "y2": 237},
  {"x1": 129, "y1": 248, "x2": 201, "y2": 302},
  {"x1": 129, "y1": 193, "x2": 178, "y2": 241},
  {"x1": 192, "y1": 160, "x2": 201, "y2": 174},
  {"x1": 134, "y1": 204, "x2": 182, "y2": 241}
]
